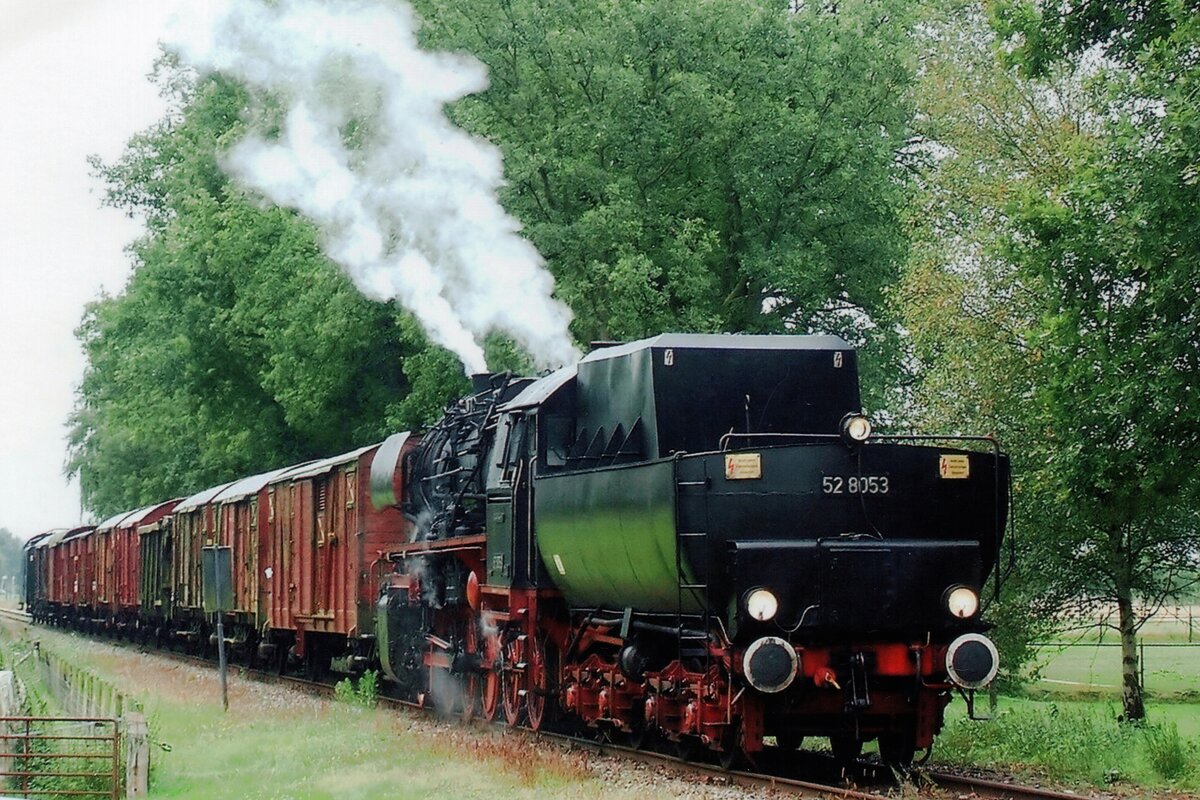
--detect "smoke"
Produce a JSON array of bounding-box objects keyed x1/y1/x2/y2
[{"x1": 166, "y1": 0, "x2": 578, "y2": 373}]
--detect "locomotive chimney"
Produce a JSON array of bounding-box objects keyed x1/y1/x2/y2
[{"x1": 470, "y1": 373, "x2": 494, "y2": 394}]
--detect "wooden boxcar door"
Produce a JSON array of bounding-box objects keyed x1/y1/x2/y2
[
  {"x1": 289, "y1": 481, "x2": 316, "y2": 626},
  {"x1": 96, "y1": 530, "x2": 111, "y2": 607},
  {"x1": 314, "y1": 476, "x2": 330, "y2": 618}
]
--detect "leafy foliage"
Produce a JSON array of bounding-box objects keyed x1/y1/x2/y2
[
  {"x1": 988, "y1": 0, "x2": 1200, "y2": 75},
  {"x1": 897, "y1": 3, "x2": 1083, "y2": 680},
  {"x1": 71, "y1": 69, "x2": 468, "y2": 517},
  {"x1": 72, "y1": 2, "x2": 922, "y2": 515},
  {"x1": 412, "y1": 0, "x2": 919, "y2": 407},
  {"x1": 902, "y1": 1, "x2": 1200, "y2": 716},
  {"x1": 333, "y1": 670, "x2": 380, "y2": 708}
]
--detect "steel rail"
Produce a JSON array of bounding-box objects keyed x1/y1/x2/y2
[
  {"x1": 536, "y1": 730, "x2": 892, "y2": 800},
  {"x1": 924, "y1": 770, "x2": 1099, "y2": 800}
]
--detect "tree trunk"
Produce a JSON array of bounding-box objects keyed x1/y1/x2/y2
[{"x1": 1116, "y1": 591, "x2": 1146, "y2": 721}]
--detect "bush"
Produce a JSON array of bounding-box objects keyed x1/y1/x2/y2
[
  {"x1": 333, "y1": 671, "x2": 378, "y2": 708},
  {"x1": 936, "y1": 703, "x2": 1127, "y2": 783},
  {"x1": 1143, "y1": 722, "x2": 1189, "y2": 780}
]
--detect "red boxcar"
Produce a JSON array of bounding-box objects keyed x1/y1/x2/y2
[
  {"x1": 113, "y1": 500, "x2": 180, "y2": 630},
  {"x1": 44, "y1": 528, "x2": 75, "y2": 611},
  {"x1": 62, "y1": 527, "x2": 96, "y2": 622},
  {"x1": 211, "y1": 467, "x2": 297, "y2": 649},
  {"x1": 171, "y1": 481, "x2": 234, "y2": 637},
  {"x1": 93, "y1": 509, "x2": 130, "y2": 622},
  {"x1": 39, "y1": 527, "x2": 71, "y2": 609},
  {"x1": 262, "y1": 438, "x2": 413, "y2": 673}
]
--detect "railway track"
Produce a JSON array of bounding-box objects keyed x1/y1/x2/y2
[
  {"x1": 0, "y1": 608, "x2": 1098, "y2": 800},
  {"x1": 924, "y1": 771, "x2": 1096, "y2": 800}
]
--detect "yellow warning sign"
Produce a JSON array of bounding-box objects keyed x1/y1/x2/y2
[
  {"x1": 939, "y1": 454, "x2": 970, "y2": 479},
  {"x1": 725, "y1": 453, "x2": 762, "y2": 480}
]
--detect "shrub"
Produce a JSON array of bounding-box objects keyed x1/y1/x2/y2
[
  {"x1": 1143, "y1": 722, "x2": 1189, "y2": 780},
  {"x1": 935, "y1": 702, "x2": 1128, "y2": 783},
  {"x1": 333, "y1": 671, "x2": 379, "y2": 708},
  {"x1": 333, "y1": 677, "x2": 356, "y2": 705}
]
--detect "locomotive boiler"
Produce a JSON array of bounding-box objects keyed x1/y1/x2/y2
[{"x1": 374, "y1": 333, "x2": 1009, "y2": 765}]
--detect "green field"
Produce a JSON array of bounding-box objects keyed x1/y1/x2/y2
[
  {"x1": 1022, "y1": 606, "x2": 1199, "y2": 701},
  {"x1": 1029, "y1": 643, "x2": 1199, "y2": 699}
]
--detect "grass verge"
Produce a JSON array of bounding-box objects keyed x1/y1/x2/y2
[
  {"x1": 934, "y1": 694, "x2": 1200, "y2": 792},
  {"x1": 0, "y1": 623, "x2": 682, "y2": 800}
]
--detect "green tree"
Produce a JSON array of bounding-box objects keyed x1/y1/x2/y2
[
  {"x1": 995, "y1": 0, "x2": 1200, "y2": 721},
  {"x1": 896, "y1": 1, "x2": 1085, "y2": 684},
  {"x1": 413, "y1": 0, "x2": 920, "y2": 407},
  {"x1": 903, "y1": 1, "x2": 1200, "y2": 718},
  {"x1": 71, "y1": 68, "x2": 467, "y2": 517},
  {"x1": 988, "y1": 0, "x2": 1199, "y2": 75},
  {"x1": 73, "y1": 1, "x2": 926, "y2": 515}
]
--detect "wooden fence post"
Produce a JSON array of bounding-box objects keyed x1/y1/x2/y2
[{"x1": 123, "y1": 712, "x2": 149, "y2": 799}]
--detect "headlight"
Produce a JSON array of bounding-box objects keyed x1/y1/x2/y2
[
  {"x1": 945, "y1": 585, "x2": 979, "y2": 619},
  {"x1": 839, "y1": 413, "x2": 872, "y2": 443},
  {"x1": 745, "y1": 588, "x2": 779, "y2": 622}
]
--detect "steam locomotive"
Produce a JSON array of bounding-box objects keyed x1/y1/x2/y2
[{"x1": 26, "y1": 333, "x2": 1008, "y2": 767}]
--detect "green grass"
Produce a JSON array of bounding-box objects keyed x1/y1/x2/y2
[
  {"x1": 145, "y1": 707, "x2": 594, "y2": 800},
  {"x1": 0, "y1": 624, "x2": 655, "y2": 800},
  {"x1": 934, "y1": 695, "x2": 1200, "y2": 791},
  {"x1": 1028, "y1": 643, "x2": 1199, "y2": 700}
]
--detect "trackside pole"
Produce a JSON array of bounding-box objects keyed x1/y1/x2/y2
[{"x1": 215, "y1": 566, "x2": 228, "y2": 712}]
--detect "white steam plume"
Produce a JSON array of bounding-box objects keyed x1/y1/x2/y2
[{"x1": 167, "y1": 0, "x2": 578, "y2": 373}]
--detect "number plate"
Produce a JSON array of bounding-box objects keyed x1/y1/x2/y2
[{"x1": 822, "y1": 475, "x2": 890, "y2": 495}]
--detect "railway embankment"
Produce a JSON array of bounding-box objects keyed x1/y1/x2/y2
[
  {"x1": 2, "y1": 612, "x2": 1196, "y2": 800},
  {"x1": 0, "y1": 618, "x2": 769, "y2": 800}
]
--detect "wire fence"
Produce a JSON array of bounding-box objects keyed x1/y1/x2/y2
[
  {"x1": 0, "y1": 633, "x2": 149, "y2": 799},
  {"x1": 1031, "y1": 605, "x2": 1200, "y2": 697}
]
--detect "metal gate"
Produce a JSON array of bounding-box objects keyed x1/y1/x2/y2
[{"x1": 0, "y1": 717, "x2": 118, "y2": 799}]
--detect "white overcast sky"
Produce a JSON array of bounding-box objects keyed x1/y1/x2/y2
[{"x1": 0, "y1": 1, "x2": 181, "y2": 538}]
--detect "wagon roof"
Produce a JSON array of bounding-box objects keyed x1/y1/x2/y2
[
  {"x1": 24, "y1": 530, "x2": 55, "y2": 550},
  {"x1": 273, "y1": 445, "x2": 375, "y2": 484},
  {"x1": 32, "y1": 528, "x2": 69, "y2": 549},
  {"x1": 175, "y1": 481, "x2": 236, "y2": 514},
  {"x1": 60, "y1": 525, "x2": 95, "y2": 543},
  {"x1": 216, "y1": 465, "x2": 309, "y2": 505},
  {"x1": 118, "y1": 498, "x2": 181, "y2": 529},
  {"x1": 96, "y1": 508, "x2": 137, "y2": 532}
]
